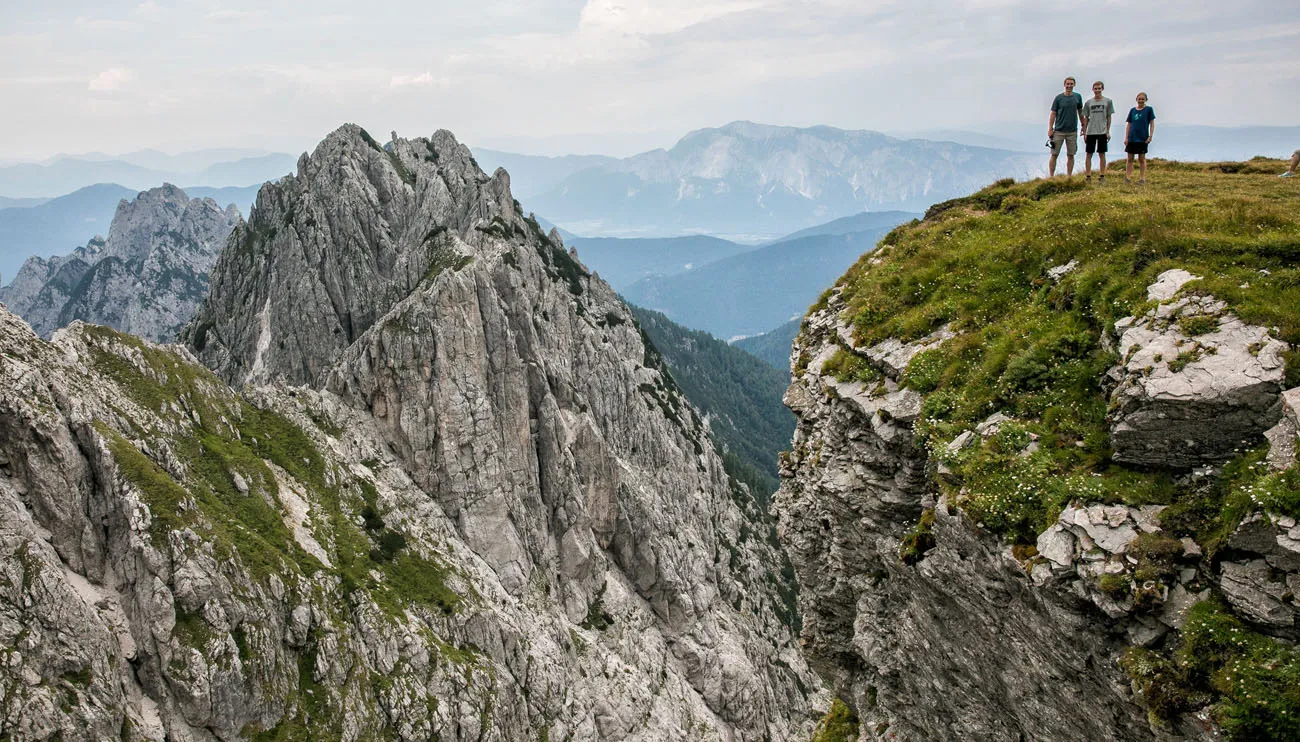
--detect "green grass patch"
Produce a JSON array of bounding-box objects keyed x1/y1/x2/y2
[
  {"x1": 898, "y1": 508, "x2": 936, "y2": 565},
  {"x1": 1123, "y1": 600, "x2": 1300, "y2": 740},
  {"x1": 85, "y1": 326, "x2": 462, "y2": 616},
  {"x1": 811, "y1": 698, "x2": 859, "y2": 742},
  {"x1": 822, "y1": 346, "x2": 880, "y2": 384},
  {"x1": 824, "y1": 162, "x2": 1300, "y2": 544}
]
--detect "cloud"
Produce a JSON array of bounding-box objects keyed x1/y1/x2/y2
[
  {"x1": 578, "y1": 0, "x2": 771, "y2": 36},
  {"x1": 1, "y1": 0, "x2": 1297, "y2": 160},
  {"x1": 390, "y1": 72, "x2": 436, "y2": 88},
  {"x1": 204, "y1": 10, "x2": 267, "y2": 23},
  {"x1": 88, "y1": 67, "x2": 134, "y2": 92}
]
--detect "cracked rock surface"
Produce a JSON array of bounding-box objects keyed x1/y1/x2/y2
[
  {"x1": 1108, "y1": 270, "x2": 1288, "y2": 468},
  {"x1": 0, "y1": 125, "x2": 818, "y2": 740},
  {"x1": 0, "y1": 184, "x2": 240, "y2": 342},
  {"x1": 775, "y1": 291, "x2": 1166, "y2": 741}
]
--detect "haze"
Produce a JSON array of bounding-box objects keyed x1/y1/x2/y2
[{"x1": 2, "y1": 0, "x2": 1298, "y2": 160}]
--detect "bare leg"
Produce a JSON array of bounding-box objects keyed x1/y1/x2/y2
[
  {"x1": 1289, "y1": 151, "x2": 1300, "y2": 175},
  {"x1": 1049, "y1": 153, "x2": 1058, "y2": 177},
  {"x1": 1100, "y1": 152, "x2": 1107, "y2": 174},
  {"x1": 1066, "y1": 154, "x2": 1075, "y2": 176},
  {"x1": 1138, "y1": 154, "x2": 1147, "y2": 183},
  {"x1": 1085, "y1": 153, "x2": 1093, "y2": 177},
  {"x1": 1126, "y1": 153, "x2": 1134, "y2": 181}
]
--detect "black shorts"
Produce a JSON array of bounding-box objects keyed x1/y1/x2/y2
[
  {"x1": 1085, "y1": 134, "x2": 1108, "y2": 154},
  {"x1": 1125, "y1": 141, "x2": 1149, "y2": 155}
]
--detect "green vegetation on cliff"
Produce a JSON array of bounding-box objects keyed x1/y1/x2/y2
[
  {"x1": 825, "y1": 161, "x2": 1299, "y2": 546},
  {"x1": 82, "y1": 325, "x2": 460, "y2": 617},
  {"x1": 810, "y1": 698, "x2": 859, "y2": 742},
  {"x1": 813, "y1": 160, "x2": 1300, "y2": 739},
  {"x1": 1122, "y1": 600, "x2": 1300, "y2": 739}
]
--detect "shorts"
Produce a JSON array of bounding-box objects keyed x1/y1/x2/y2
[
  {"x1": 1051, "y1": 131, "x2": 1078, "y2": 157},
  {"x1": 1085, "y1": 134, "x2": 1108, "y2": 154},
  {"x1": 1125, "y1": 141, "x2": 1149, "y2": 155}
]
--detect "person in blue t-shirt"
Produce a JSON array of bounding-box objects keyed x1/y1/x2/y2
[{"x1": 1124, "y1": 92, "x2": 1156, "y2": 184}]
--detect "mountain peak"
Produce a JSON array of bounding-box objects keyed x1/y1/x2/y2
[{"x1": 187, "y1": 125, "x2": 526, "y2": 386}]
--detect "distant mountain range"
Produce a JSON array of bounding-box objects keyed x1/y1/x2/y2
[
  {"x1": 0, "y1": 149, "x2": 296, "y2": 198},
  {"x1": 523, "y1": 121, "x2": 1040, "y2": 239},
  {"x1": 620, "y1": 210, "x2": 915, "y2": 340},
  {"x1": 0, "y1": 184, "x2": 254, "y2": 286},
  {"x1": 0, "y1": 184, "x2": 136, "y2": 284}
]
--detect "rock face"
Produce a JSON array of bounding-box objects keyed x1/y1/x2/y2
[
  {"x1": 775, "y1": 292, "x2": 1164, "y2": 741},
  {"x1": 0, "y1": 124, "x2": 820, "y2": 739},
  {"x1": 1108, "y1": 270, "x2": 1289, "y2": 468},
  {"x1": 1218, "y1": 513, "x2": 1300, "y2": 636},
  {"x1": 0, "y1": 237, "x2": 103, "y2": 322},
  {"x1": 0, "y1": 184, "x2": 240, "y2": 342}
]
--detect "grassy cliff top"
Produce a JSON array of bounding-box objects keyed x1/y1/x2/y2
[{"x1": 816, "y1": 158, "x2": 1300, "y2": 547}]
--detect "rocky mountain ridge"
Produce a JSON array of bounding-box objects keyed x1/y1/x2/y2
[
  {"x1": 0, "y1": 123, "x2": 820, "y2": 740},
  {"x1": 0, "y1": 184, "x2": 240, "y2": 341},
  {"x1": 776, "y1": 166, "x2": 1300, "y2": 741}
]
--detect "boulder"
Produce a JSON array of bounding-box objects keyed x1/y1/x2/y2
[{"x1": 1108, "y1": 270, "x2": 1288, "y2": 468}]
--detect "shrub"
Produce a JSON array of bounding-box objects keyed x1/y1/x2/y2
[{"x1": 899, "y1": 508, "x2": 936, "y2": 565}]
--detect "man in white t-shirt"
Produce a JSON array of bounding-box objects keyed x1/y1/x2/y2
[{"x1": 1081, "y1": 81, "x2": 1115, "y2": 183}]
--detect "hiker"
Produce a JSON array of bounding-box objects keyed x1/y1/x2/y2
[
  {"x1": 1280, "y1": 150, "x2": 1299, "y2": 178},
  {"x1": 1124, "y1": 92, "x2": 1156, "y2": 184},
  {"x1": 1081, "y1": 81, "x2": 1114, "y2": 183},
  {"x1": 1048, "y1": 77, "x2": 1084, "y2": 177}
]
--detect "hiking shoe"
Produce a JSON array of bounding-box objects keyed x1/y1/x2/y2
[
  {"x1": 1099, "y1": 175, "x2": 1105, "y2": 184},
  {"x1": 1282, "y1": 171, "x2": 1294, "y2": 178},
  {"x1": 1138, "y1": 179, "x2": 1146, "y2": 185}
]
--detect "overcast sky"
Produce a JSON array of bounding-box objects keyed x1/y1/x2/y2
[{"x1": 2, "y1": 0, "x2": 1297, "y2": 160}]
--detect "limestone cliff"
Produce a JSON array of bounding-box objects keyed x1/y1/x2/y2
[
  {"x1": 0, "y1": 124, "x2": 818, "y2": 740},
  {"x1": 0, "y1": 184, "x2": 240, "y2": 341},
  {"x1": 777, "y1": 166, "x2": 1300, "y2": 741}
]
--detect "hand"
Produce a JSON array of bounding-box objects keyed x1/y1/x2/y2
[
  {"x1": 1106, "y1": 133, "x2": 1111, "y2": 140},
  {"x1": 1146, "y1": 137, "x2": 1152, "y2": 144},
  {"x1": 1048, "y1": 130, "x2": 1054, "y2": 140}
]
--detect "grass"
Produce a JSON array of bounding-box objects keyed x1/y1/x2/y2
[
  {"x1": 823, "y1": 160, "x2": 1300, "y2": 546},
  {"x1": 811, "y1": 698, "x2": 859, "y2": 742},
  {"x1": 1122, "y1": 600, "x2": 1300, "y2": 740},
  {"x1": 83, "y1": 325, "x2": 462, "y2": 617}
]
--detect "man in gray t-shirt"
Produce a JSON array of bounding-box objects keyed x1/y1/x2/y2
[
  {"x1": 1081, "y1": 80, "x2": 1115, "y2": 182},
  {"x1": 1048, "y1": 77, "x2": 1084, "y2": 177}
]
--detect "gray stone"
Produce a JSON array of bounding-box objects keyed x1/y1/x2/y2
[
  {"x1": 1220, "y1": 560, "x2": 1295, "y2": 630},
  {"x1": 945, "y1": 430, "x2": 976, "y2": 455},
  {"x1": 0, "y1": 125, "x2": 821, "y2": 741},
  {"x1": 1108, "y1": 273, "x2": 1288, "y2": 468},
  {"x1": 775, "y1": 302, "x2": 1158, "y2": 741},
  {"x1": 1146, "y1": 269, "x2": 1200, "y2": 301},
  {"x1": 976, "y1": 412, "x2": 1012, "y2": 437},
  {"x1": 1037, "y1": 525, "x2": 1076, "y2": 567},
  {"x1": 0, "y1": 185, "x2": 239, "y2": 342},
  {"x1": 856, "y1": 324, "x2": 955, "y2": 378},
  {"x1": 1159, "y1": 585, "x2": 1208, "y2": 630},
  {"x1": 1047, "y1": 260, "x2": 1078, "y2": 283}
]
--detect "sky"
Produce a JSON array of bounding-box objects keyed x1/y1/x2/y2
[{"x1": 2, "y1": 0, "x2": 1298, "y2": 160}]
